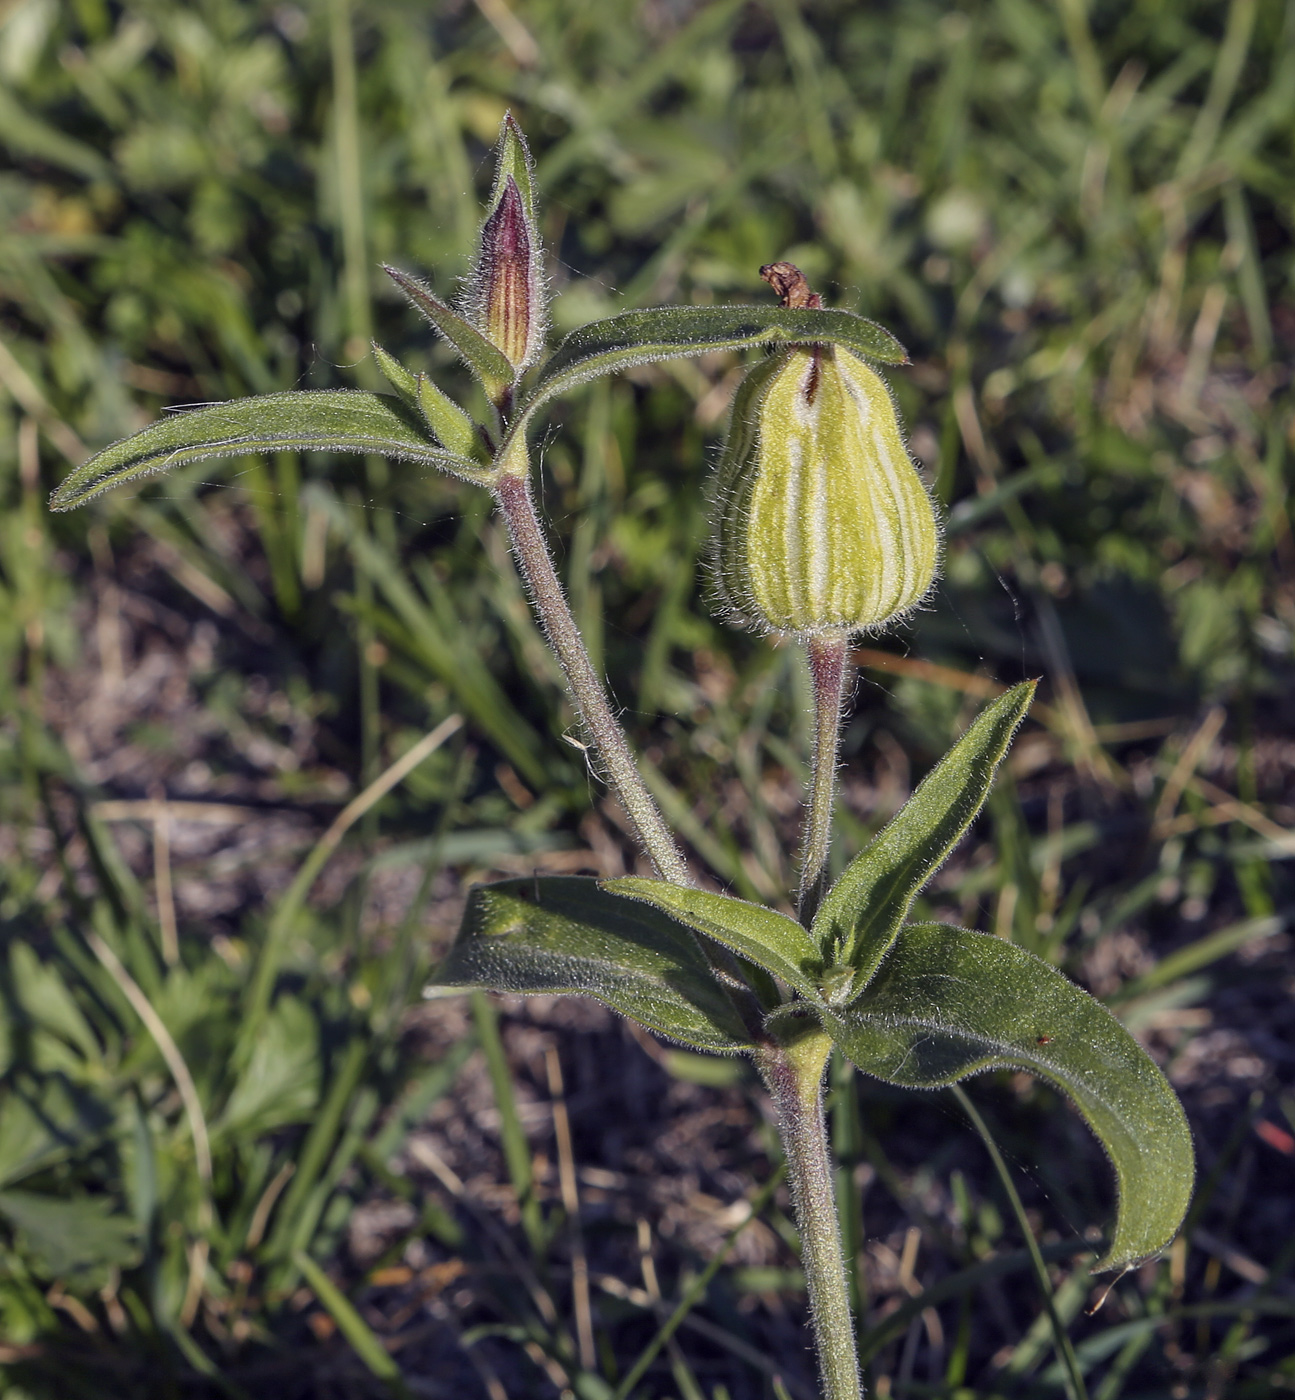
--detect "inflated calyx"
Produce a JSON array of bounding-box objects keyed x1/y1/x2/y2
[{"x1": 712, "y1": 264, "x2": 938, "y2": 636}]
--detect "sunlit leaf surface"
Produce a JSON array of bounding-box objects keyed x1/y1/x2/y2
[
  {"x1": 49, "y1": 391, "x2": 473, "y2": 510},
  {"x1": 814, "y1": 683, "x2": 1034, "y2": 996},
  {"x1": 823, "y1": 923, "x2": 1194, "y2": 1270}
]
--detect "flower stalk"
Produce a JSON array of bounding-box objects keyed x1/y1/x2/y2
[{"x1": 798, "y1": 630, "x2": 852, "y2": 922}]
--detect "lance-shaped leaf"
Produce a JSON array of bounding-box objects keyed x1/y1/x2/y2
[
  {"x1": 383, "y1": 264, "x2": 515, "y2": 402},
  {"x1": 49, "y1": 391, "x2": 480, "y2": 511},
  {"x1": 372, "y1": 341, "x2": 419, "y2": 402},
  {"x1": 416, "y1": 375, "x2": 481, "y2": 461},
  {"x1": 821, "y1": 923, "x2": 1194, "y2": 1271},
  {"x1": 813, "y1": 682, "x2": 1035, "y2": 998},
  {"x1": 371, "y1": 345, "x2": 481, "y2": 461},
  {"x1": 430, "y1": 877, "x2": 754, "y2": 1053},
  {"x1": 512, "y1": 305, "x2": 908, "y2": 431},
  {"x1": 605, "y1": 877, "x2": 824, "y2": 1002}
]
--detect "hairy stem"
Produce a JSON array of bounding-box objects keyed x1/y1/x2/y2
[
  {"x1": 760, "y1": 1030, "x2": 862, "y2": 1400},
  {"x1": 797, "y1": 630, "x2": 852, "y2": 922},
  {"x1": 494, "y1": 472, "x2": 693, "y2": 885}
]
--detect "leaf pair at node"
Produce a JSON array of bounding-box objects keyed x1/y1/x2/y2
[
  {"x1": 431, "y1": 683, "x2": 1194, "y2": 1273},
  {"x1": 50, "y1": 114, "x2": 908, "y2": 512}
]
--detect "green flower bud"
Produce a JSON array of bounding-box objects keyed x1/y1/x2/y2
[{"x1": 712, "y1": 331, "x2": 939, "y2": 638}]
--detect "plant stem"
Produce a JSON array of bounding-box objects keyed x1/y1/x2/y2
[
  {"x1": 494, "y1": 472, "x2": 693, "y2": 885},
  {"x1": 797, "y1": 630, "x2": 851, "y2": 922},
  {"x1": 760, "y1": 1029, "x2": 862, "y2": 1400}
]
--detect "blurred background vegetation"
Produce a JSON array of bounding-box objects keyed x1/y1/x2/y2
[{"x1": 0, "y1": 0, "x2": 1293, "y2": 1396}]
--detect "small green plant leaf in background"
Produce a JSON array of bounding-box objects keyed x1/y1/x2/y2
[
  {"x1": 0, "y1": 1190, "x2": 140, "y2": 1280},
  {"x1": 216, "y1": 995, "x2": 321, "y2": 1138},
  {"x1": 605, "y1": 877, "x2": 824, "y2": 1002},
  {"x1": 293, "y1": 1249, "x2": 407, "y2": 1388},
  {"x1": 429, "y1": 877, "x2": 755, "y2": 1052},
  {"x1": 0, "y1": 1078, "x2": 114, "y2": 1190},
  {"x1": 813, "y1": 682, "x2": 1035, "y2": 997},
  {"x1": 821, "y1": 922, "x2": 1194, "y2": 1270},
  {"x1": 9, "y1": 942, "x2": 101, "y2": 1063},
  {"x1": 48, "y1": 391, "x2": 482, "y2": 510}
]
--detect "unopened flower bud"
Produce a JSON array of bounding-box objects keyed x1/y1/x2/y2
[
  {"x1": 712, "y1": 270, "x2": 938, "y2": 637},
  {"x1": 463, "y1": 115, "x2": 546, "y2": 375}
]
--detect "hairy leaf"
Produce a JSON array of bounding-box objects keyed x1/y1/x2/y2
[
  {"x1": 823, "y1": 923, "x2": 1194, "y2": 1270},
  {"x1": 516, "y1": 305, "x2": 908, "y2": 428},
  {"x1": 605, "y1": 877, "x2": 824, "y2": 1001},
  {"x1": 430, "y1": 877, "x2": 754, "y2": 1052},
  {"x1": 371, "y1": 341, "x2": 419, "y2": 403},
  {"x1": 371, "y1": 344, "x2": 479, "y2": 459},
  {"x1": 814, "y1": 683, "x2": 1034, "y2": 997},
  {"x1": 49, "y1": 391, "x2": 477, "y2": 510},
  {"x1": 416, "y1": 374, "x2": 480, "y2": 460},
  {"x1": 383, "y1": 264, "x2": 515, "y2": 399}
]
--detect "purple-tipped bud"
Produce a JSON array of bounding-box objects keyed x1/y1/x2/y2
[
  {"x1": 475, "y1": 176, "x2": 539, "y2": 369},
  {"x1": 461, "y1": 114, "x2": 547, "y2": 391}
]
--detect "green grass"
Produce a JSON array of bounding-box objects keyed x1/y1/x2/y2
[{"x1": 0, "y1": 0, "x2": 1293, "y2": 1396}]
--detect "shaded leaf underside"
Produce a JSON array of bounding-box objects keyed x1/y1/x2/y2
[
  {"x1": 49, "y1": 391, "x2": 468, "y2": 510},
  {"x1": 605, "y1": 877, "x2": 824, "y2": 1001},
  {"x1": 825, "y1": 923, "x2": 1194, "y2": 1270},
  {"x1": 430, "y1": 877, "x2": 753, "y2": 1052}
]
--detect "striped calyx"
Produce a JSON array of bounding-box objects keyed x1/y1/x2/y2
[
  {"x1": 713, "y1": 339, "x2": 938, "y2": 637},
  {"x1": 463, "y1": 115, "x2": 546, "y2": 378}
]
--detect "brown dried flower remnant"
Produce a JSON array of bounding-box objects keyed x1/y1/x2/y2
[{"x1": 759, "y1": 261, "x2": 823, "y2": 310}]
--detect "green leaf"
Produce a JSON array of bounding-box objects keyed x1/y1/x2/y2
[
  {"x1": 49, "y1": 391, "x2": 479, "y2": 511},
  {"x1": 429, "y1": 877, "x2": 754, "y2": 1052},
  {"x1": 814, "y1": 682, "x2": 1035, "y2": 997},
  {"x1": 294, "y1": 1249, "x2": 406, "y2": 1384},
  {"x1": 517, "y1": 305, "x2": 908, "y2": 427},
  {"x1": 0, "y1": 1077, "x2": 114, "y2": 1189},
  {"x1": 0, "y1": 1190, "x2": 139, "y2": 1279},
  {"x1": 368, "y1": 343, "x2": 484, "y2": 462},
  {"x1": 416, "y1": 374, "x2": 480, "y2": 461},
  {"x1": 822, "y1": 923, "x2": 1194, "y2": 1270},
  {"x1": 0, "y1": 83, "x2": 114, "y2": 182},
  {"x1": 604, "y1": 877, "x2": 824, "y2": 1001},
  {"x1": 9, "y1": 943, "x2": 100, "y2": 1063},
  {"x1": 383, "y1": 264, "x2": 515, "y2": 400},
  {"x1": 371, "y1": 341, "x2": 418, "y2": 401},
  {"x1": 216, "y1": 995, "x2": 320, "y2": 1137}
]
